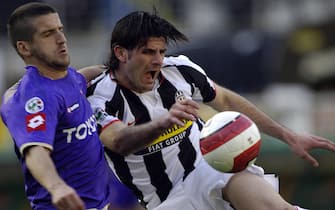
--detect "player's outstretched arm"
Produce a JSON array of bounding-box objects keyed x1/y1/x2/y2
[
  {"x1": 207, "y1": 83, "x2": 335, "y2": 167},
  {"x1": 282, "y1": 133, "x2": 335, "y2": 167},
  {"x1": 25, "y1": 146, "x2": 85, "y2": 210},
  {"x1": 100, "y1": 99, "x2": 199, "y2": 155}
]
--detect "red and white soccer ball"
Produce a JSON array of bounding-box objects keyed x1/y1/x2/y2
[{"x1": 200, "y1": 111, "x2": 262, "y2": 173}]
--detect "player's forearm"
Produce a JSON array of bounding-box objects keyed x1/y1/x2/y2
[
  {"x1": 101, "y1": 120, "x2": 167, "y2": 155},
  {"x1": 25, "y1": 146, "x2": 66, "y2": 193},
  {"x1": 101, "y1": 99, "x2": 198, "y2": 155},
  {"x1": 211, "y1": 86, "x2": 294, "y2": 144},
  {"x1": 78, "y1": 65, "x2": 107, "y2": 82}
]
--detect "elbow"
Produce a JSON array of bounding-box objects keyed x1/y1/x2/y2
[
  {"x1": 112, "y1": 139, "x2": 132, "y2": 156},
  {"x1": 100, "y1": 134, "x2": 132, "y2": 156}
]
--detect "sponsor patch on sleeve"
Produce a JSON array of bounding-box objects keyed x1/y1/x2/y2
[
  {"x1": 25, "y1": 97, "x2": 44, "y2": 114},
  {"x1": 26, "y1": 113, "x2": 46, "y2": 132}
]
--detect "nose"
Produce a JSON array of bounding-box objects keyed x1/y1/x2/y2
[
  {"x1": 153, "y1": 51, "x2": 164, "y2": 66},
  {"x1": 56, "y1": 30, "x2": 67, "y2": 44}
]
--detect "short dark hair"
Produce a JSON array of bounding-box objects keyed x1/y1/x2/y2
[
  {"x1": 7, "y1": 2, "x2": 57, "y2": 54},
  {"x1": 107, "y1": 10, "x2": 188, "y2": 70}
]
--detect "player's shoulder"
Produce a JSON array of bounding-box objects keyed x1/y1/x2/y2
[
  {"x1": 1, "y1": 78, "x2": 44, "y2": 117},
  {"x1": 3, "y1": 71, "x2": 40, "y2": 102},
  {"x1": 163, "y1": 55, "x2": 193, "y2": 67},
  {"x1": 2, "y1": 80, "x2": 21, "y2": 105},
  {"x1": 88, "y1": 70, "x2": 109, "y2": 87},
  {"x1": 163, "y1": 54, "x2": 206, "y2": 75},
  {"x1": 68, "y1": 66, "x2": 85, "y2": 80},
  {"x1": 12, "y1": 71, "x2": 56, "y2": 103},
  {"x1": 68, "y1": 66, "x2": 78, "y2": 74},
  {"x1": 87, "y1": 71, "x2": 117, "y2": 99}
]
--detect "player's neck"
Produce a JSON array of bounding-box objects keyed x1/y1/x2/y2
[
  {"x1": 112, "y1": 69, "x2": 131, "y2": 90},
  {"x1": 37, "y1": 68, "x2": 68, "y2": 80},
  {"x1": 26, "y1": 62, "x2": 68, "y2": 80}
]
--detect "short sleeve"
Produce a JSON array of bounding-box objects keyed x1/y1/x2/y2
[{"x1": 3, "y1": 92, "x2": 58, "y2": 155}]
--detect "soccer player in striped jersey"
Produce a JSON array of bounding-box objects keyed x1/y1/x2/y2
[
  {"x1": 0, "y1": 2, "x2": 139, "y2": 210},
  {"x1": 85, "y1": 11, "x2": 335, "y2": 210}
]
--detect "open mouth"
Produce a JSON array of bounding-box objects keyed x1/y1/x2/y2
[
  {"x1": 58, "y1": 48, "x2": 67, "y2": 54},
  {"x1": 149, "y1": 71, "x2": 156, "y2": 78},
  {"x1": 144, "y1": 70, "x2": 158, "y2": 83}
]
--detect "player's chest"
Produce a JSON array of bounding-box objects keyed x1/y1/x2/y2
[{"x1": 61, "y1": 91, "x2": 91, "y2": 125}]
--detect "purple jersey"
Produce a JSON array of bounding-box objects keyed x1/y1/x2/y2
[{"x1": 0, "y1": 66, "x2": 111, "y2": 209}]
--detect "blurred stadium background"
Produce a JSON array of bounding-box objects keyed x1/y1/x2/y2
[{"x1": 0, "y1": 0, "x2": 335, "y2": 209}]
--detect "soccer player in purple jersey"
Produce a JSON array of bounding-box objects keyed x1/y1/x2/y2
[{"x1": 0, "y1": 2, "x2": 138, "y2": 210}]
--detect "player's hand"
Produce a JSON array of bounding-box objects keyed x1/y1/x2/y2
[
  {"x1": 162, "y1": 98, "x2": 199, "y2": 127},
  {"x1": 288, "y1": 133, "x2": 335, "y2": 167},
  {"x1": 50, "y1": 183, "x2": 85, "y2": 210}
]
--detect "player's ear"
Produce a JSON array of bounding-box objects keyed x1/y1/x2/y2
[
  {"x1": 16, "y1": 41, "x2": 32, "y2": 57},
  {"x1": 114, "y1": 45, "x2": 127, "y2": 62}
]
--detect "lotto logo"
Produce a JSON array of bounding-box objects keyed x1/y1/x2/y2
[{"x1": 26, "y1": 113, "x2": 46, "y2": 132}]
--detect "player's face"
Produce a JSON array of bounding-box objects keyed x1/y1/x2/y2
[
  {"x1": 121, "y1": 37, "x2": 166, "y2": 93},
  {"x1": 28, "y1": 13, "x2": 69, "y2": 71}
]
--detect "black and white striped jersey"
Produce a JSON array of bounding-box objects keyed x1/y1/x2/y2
[{"x1": 87, "y1": 55, "x2": 216, "y2": 207}]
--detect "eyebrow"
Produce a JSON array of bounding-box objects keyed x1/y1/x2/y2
[
  {"x1": 142, "y1": 48, "x2": 166, "y2": 53},
  {"x1": 39, "y1": 25, "x2": 63, "y2": 35}
]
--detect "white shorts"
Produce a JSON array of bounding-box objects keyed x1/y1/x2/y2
[{"x1": 151, "y1": 159, "x2": 278, "y2": 210}]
